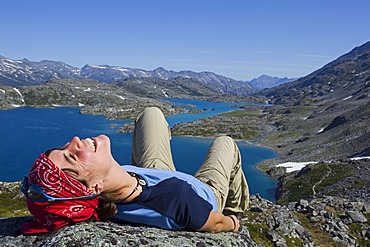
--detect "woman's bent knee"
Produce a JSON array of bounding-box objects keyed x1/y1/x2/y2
[
  {"x1": 214, "y1": 136, "x2": 236, "y2": 147},
  {"x1": 215, "y1": 135, "x2": 234, "y2": 142},
  {"x1": 137, "y1": 107, "x2": 165, "y2": 122},
  {"x1": 140, "y1": 106, "x2": 159, "y2": 115}
]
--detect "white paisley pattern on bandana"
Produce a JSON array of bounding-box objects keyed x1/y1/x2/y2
[{"x1": 28, "y1": 154, "x2": 94, "y2": 197}]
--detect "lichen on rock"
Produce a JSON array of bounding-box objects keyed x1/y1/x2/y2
[{"x1": 0, "y1": 216, "x2": 256, "y2": 247}]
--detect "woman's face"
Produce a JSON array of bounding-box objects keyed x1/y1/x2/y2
[{"x1": 48, "y1": 135, "x2": 113, "y2": 188}]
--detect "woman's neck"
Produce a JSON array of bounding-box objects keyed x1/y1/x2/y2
[{"x1": 102, "y1": 162, "x2": 143, "y2": 202}]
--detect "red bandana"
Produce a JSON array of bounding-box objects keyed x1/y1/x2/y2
[{"x1": 21, "y1": 154, "x2": 99, "y2": 234}]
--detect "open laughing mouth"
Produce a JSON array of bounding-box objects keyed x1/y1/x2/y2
[{"x1": 85, "y1": 138, "x2": 96, "y2": 152}]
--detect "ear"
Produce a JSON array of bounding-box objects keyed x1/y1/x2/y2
[{"x1": 89, "y1": 180, "x2": 104, "y2": 194}]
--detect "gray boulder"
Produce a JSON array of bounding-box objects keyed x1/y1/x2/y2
[
  {"x1": 347, "y1": 210, "x2": 368, "y2": 223},
  {"x1": 0, "y1": 216, "x2": 257, "y2": 247}
]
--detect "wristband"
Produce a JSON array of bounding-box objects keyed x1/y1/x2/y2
[{"x1": 228, "y1": 216, "x2": 236, "y2": 231}]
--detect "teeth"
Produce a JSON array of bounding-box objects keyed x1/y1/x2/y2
[{"x1": 86, "y1": 138, "x2": 96, "y2": 152}]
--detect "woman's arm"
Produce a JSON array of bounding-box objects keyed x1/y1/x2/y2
[{"x1": 199, "y1": 211, "x2": 240, "y2": 233}]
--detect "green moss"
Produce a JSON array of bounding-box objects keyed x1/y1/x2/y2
[
  {"x1": 349, "y1": 179, "x2": 370, "y2": 189},
  {"x1": 348, "y1": 223, "x2": 370, "y2": 246},
  {"x1": 364, "y1": 213, "x2": 370, "y2": 221},
  {"x1": 246, "y1": 222, "x2": 273, "y2": 246},
  {"x1": 285, "y1": 236, "x2": 303, "y2": 247},
  {"x1": 257, "y1": 164, "x2": 271, "y2": 172},
  {"x1": 278, "y1": 163, "x2": 331, "y2": 203},
  {"x1": 277, "y1": 162, "x2": 359, "y2": 203},
  {"x1": 242, "y1": 211, "x2": 274, "y2": 246},
  {"x1": 0, "y1": 182, "x2": 30, "y2": 217},
  {"x1": 316, "y1": 163, "x2": 357, "y2": 196},
  {"x1": 294, "y1": 213, "x2": 343, "y2": 247}
]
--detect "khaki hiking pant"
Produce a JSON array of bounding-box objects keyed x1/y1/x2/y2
[{"x1": 131, "y1": 107, "x2": 249, "y2": 214}]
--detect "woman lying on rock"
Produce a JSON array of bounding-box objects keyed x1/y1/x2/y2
[{"x1": 20, "y1": 107, "x2": 249, "y2": 234}]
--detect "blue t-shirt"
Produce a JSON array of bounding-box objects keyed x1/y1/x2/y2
[{"x1": 109, "y1": 165, "x2": 218, "y2": 230}]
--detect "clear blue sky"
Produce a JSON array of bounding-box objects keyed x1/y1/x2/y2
[{"x1": 1, "y1": 0, "x2": 369, "y2": 81}]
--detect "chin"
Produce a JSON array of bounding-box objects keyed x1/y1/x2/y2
[
  {"x1": 96, "y1": 135, "x2": 111, "y2": 151},
  {"x1": 98, "y1": 134, "x2": 110, "y2": 142}
]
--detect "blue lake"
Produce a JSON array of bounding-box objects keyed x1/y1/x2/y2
[{"x1": 0, "y1": 98, "x2": 278, "y2": 201}]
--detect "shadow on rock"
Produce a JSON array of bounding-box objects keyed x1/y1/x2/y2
[{"x1": 0, "y1": 216, "x2": 33, "y2": 237}]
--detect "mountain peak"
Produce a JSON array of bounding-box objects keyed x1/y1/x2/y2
[
  {"x1": 154, "y1": 66, "x2": 167, "y2": 71},
  {"x1": 249, "y1": 75, "x2": 295, "y2": 90}
]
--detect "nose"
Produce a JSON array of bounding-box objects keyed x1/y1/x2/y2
[{"x1": 68, "y1": 136, "x2": 83, "y2": 150}]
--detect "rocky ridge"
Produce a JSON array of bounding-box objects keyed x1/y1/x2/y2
[
  {"x1": 0, "y1": 78, "x2": 192, "y2": 119},
  {"x1": 258, "y1": 41, "x2": 370, "y2": 164},
  {"x1": 1, "y1": 180, "x2": 369, "y2": 247},
  {"x1": 116, "y1": 76, "x2": 222, "y2": 98}
]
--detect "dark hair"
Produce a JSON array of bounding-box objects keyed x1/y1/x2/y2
[
  {"x1": 45, "y1": 148, "x2": 60, "y2": 157},
  {"x1": 96, "y1": 199, "x2": 118, "y2": 219}
]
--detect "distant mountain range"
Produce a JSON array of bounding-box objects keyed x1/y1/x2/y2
[{"x1": 0, "y1": 55, "x2": 292, "y2": 95}]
